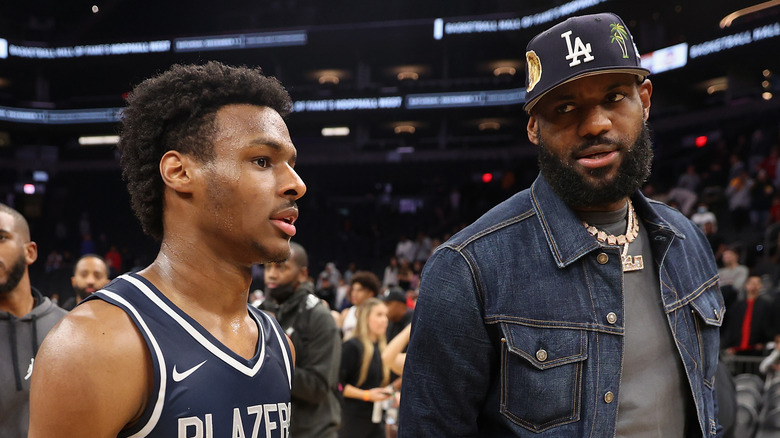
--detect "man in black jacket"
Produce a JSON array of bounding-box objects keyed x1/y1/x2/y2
[{"x1": 260, "y1": 241, "x2": 342, "y2": 437}]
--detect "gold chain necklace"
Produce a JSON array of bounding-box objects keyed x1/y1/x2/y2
[{"x1": 582, "y1": 199, "x2": 644, "y2": 272}]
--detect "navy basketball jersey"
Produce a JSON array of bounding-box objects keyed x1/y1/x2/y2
[{"x1": 85, "y1": 273, "x2": 294, "y2": 438}]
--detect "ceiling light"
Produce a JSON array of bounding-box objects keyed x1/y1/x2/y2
[
  {"x1": 763, "y1": 92, "x2": 773, "y2": 100},
  {"x1": 493, "y1": 66, "x2": 517, "y2": 76},
  {"x1": 720, "y1": 0, "x2": 780, "y2": 28},
  {"x1": 321, "y1": 127, "x2": 350, "y2": 137},
  {"x1": 764, "y1": 69, "x2": 772, "y2": 78},
  {"x1": 763, "y1": 80, "x2": 771, "y2": 88},
  {"x1": 478, "y1": 121, "x2": 501, "y2": 131},
  {"x1": 318, "y1": 74, "x2": 340, "y2": 85},
  {"x1": 397, "y1": 71, "x2": 419, "y2": 81},
  {"x1": 92, "y1": 5, "x2": 99, "y2": 13},
  {"x1": 79, "y1": 135, "x2": 119, "y2": 145},
  {"x1": 394, "y1": 125, "x2": 416, "y2": 134}
]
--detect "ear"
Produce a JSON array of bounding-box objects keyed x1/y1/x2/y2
[
  {"x1": 638, "y1": 78, "x2": 652, "y2": 122},
  {"x1": 527, "y1": 115, "x2": 540, "y2": 146},
  {"x1": 24, "y1": 241, "x2": 37, "y2": 265},
  {"x1": 298, "y1": 266, "x2": 309, "y2": 284},
  {"x1": 160, "y1": 150, "x2": 196, "y2": 193}
]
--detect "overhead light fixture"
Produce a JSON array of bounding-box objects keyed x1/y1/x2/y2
[
  {"x1": 318, "y1": 74, "x2": 340, "y2": 85},
  {"x1": 763, "y1": 80, "x2": 771, "y2": 88},
  {"x1": 478, "y1": 121, "x2": 501, "y2": 131},
  {"x1": 720, "y1": 0, "x2": 780, "y2": 28},
  {"x1": 394, "y1": 125, "x2": 416, "y2": 134},
  {"x1": 79, "y1": 135, "x2": 119, "y2": 145},
  {"x1": 763, "y1": 91, "x2": 774, "y2": 100},
  {"x1": 493, "y1": 66, "x2": 517, "y2": 76},
  {"x1": 397, "y1": 71, "x2": 419, "y2": 81},
  {"x1": 765, "y1": 69, "x2": 773, "y2": 78},
  {"x1": 321, "y1": 127, "x2": 350, "y2": 137},
  {"x1": 701, "y1": 77, "x2": 728, "y2": 95}
]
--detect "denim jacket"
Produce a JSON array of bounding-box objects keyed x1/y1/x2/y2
[{"x1": 398, "y1": 175, "x2": 724, "y2": 438}]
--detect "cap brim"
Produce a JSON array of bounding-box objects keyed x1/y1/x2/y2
[{"x1": 524, "y1": 67, "x2": 650, "y2": 113}]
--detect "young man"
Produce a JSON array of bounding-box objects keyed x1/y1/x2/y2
[
  {"x1": 61, "y1": 253, "x2": 110, "y2": 310},
  {"x1": 260, "y1": 242, "x2": 342, "y2": 438},
  {"x1": 29, "y1": 62, "x2": 306, "y2": 437},
  {"x1": 0, "y1": 203, "x2": 67, "y2": 438},
  {"x1": 399, "y1": 13, "x2": 724, "y2": 437}
]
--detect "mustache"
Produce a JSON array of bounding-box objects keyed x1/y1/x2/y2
[
  {"x1": 572, "y1": 136, "x2": 622, "y2": 154},
  {"x1": 271, "y1": 201, "x2": 298, "y2": 214}
]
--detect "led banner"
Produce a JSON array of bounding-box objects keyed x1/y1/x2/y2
[
  {"x1": 0, "y1": 106, "x2": 123, "y2": 124},
  {"x1": 433, "y1": 0, "x2": 607, "y2": 39},
  {"x1": 8, "y1": 40, "x2": 170, "y2": 59},
  {"x1": 174, "y1": 30, "x2": 307, "y2": 52},
  {"x1": 405, "y1": 88, "x2": 525, "y2": 109},
  {"x1": 689, "y1": 22, "x2": 780, "y2": 59}
]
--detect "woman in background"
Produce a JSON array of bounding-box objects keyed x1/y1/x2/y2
[{"x1": 339, "y1": 298, "x2": 392, "y2": 438}]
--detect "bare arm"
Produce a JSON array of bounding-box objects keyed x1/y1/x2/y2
[
  {"x1": 29, "y1": 300, "x2": 152, "y2": 438},
  {"x1": 382, "y1": 323, "x2": 411, "y2": 376}
]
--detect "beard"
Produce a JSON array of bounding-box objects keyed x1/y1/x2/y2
[
  {"x1": 537, "y1": 122, "x2": 653, "y2": 209},
  {"x1": 265, "y1": 282, "x2": 297, "y2": 304},
  {"x1": 73, "y1": 286, "x2": 93, "y2": 302},
  {"x1": 0, "y1": 252, "x2": 27, "y2": 295}
]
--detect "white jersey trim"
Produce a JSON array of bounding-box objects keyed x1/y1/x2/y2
[
  {"x1": 99, "y1": 290, "x2": 166, "y2": 438},
  {"x1": 119, "y1": 274, "x2": 266, "y2": 377},
  {"x1": 262, "y1": 310, "x2": 293, "y2": 389}
]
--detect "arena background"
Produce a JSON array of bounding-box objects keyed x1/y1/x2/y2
[{"x1": 0, "y1": 0, "x2": 777, "y2": 291}]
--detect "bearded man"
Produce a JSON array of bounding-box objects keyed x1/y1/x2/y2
[
  {"x1": 0, "y1": 203, "x2": 66, "y2": 438},
  {"x1": 260, "y1": 242, "x2": 342, "y2": 438},
  {"x1": 399, "y1": 13, "x2": 724, "y2": 438}
]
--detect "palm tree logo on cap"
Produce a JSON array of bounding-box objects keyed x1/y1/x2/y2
[{"x1": 610, "y1": 23, "x2": 629, "y2": 59}]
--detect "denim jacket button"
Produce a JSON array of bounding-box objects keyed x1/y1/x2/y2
[
  {"x1": 535, "y1": 349, "x2": 548, "y2": 362},
  {"x1": 604, "y1": 391, "x2": 615, "y2": 403},
  {"x1": 606, "y1": 312, "x2": 618, "y2": 324},
  {"x1": 596, "y1": 253, "x2": 609, "y2": 264}
]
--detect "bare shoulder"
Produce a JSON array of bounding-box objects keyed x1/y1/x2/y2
[{"x1": 29, "y1": 299, "x2": 152, "y2": 437}]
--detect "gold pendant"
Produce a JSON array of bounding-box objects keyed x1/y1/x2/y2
[{"x1": 622, "y1": 255, "x2": 644, "y2": 272}]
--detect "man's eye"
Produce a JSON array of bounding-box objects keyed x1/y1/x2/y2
[
  {"x1": 556, "y1": 103, "x2": 575, "y2": 114},
  {"x1": 255, "y1": 158, "x2": 269, "y2": 168},
  {"x1": 608, "y1": 93, "x2": 626, "y2": 103}
]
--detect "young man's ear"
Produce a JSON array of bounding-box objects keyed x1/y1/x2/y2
[{"x1": 159, "y1": 151, "x2": 195, "y2": 193}]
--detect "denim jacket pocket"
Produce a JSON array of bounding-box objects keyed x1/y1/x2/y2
[
  {"x1": 499, "y1": 322, "x2": 588, "y2": 432},
  {"x1": 688, "y1": 286, "x2": 725, "y2": 386}
]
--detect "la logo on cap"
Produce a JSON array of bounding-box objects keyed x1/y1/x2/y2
[{"x1": 561, "y1": 30, "x2": 594, "y2": 67}]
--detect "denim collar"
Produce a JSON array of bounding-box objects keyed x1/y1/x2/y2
[{"x1": 529, "y1": 174, "x2": 685, "y2": 268}]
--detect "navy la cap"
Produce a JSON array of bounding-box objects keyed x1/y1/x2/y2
[{"x1": 523, "y1": 12, "x2": 650, "y2": 112}]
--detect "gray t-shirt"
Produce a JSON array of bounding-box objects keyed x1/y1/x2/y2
[{"x1": 580, "y1": 203, "x2": 691, "y2": 437}]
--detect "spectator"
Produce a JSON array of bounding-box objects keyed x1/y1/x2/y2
[
  {"x1": 691, "y1": 202, "x2": 718, "y2": 232},
  {"x1": 382, "y1": 287, "x2": 413, "y2": 343},
  {"x1": 340, "y1": 271, "x2": 380, "y2": 341},
  {"x1": 104, "y1": 245, "x2": 123, "y2": 278},
  {"x1": 718, "y1": 247, "x2": 749, "y2": 311},
  {"x1": 339, "y1": 298, "x2": 392, "y2": 438},
  {"x1": 725, "y1": 169, "x2": 753, "y2": 232},
  {"x1": 722, "y1": 276, "x2": 776, "y2": 355},
  {"x1": 61, "y1": 254, "x2": 110, "y2": 311},
  {"x1": 0, "y1": 203, "x2": 67, "y2": 438},
  {"x1": 260, "y1": 242, "x2": 342, "y2": 438},
  {"x1": 382, "y1": 256, "x2": 399, "y2": 289}
]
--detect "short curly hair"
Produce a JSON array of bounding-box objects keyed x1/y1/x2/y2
[
  {"x1": 117, "y1": 61, "x2": 292, "y2": 241},
  {"x1": 350, "y1": 271, "x2": 381, "y2": 296}
]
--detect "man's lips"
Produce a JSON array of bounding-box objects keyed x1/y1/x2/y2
[
  {"x1": 575, "y1": 146, "x2": 619, "y2": 169},
  {"x1": 270, "y1": 207, "x2": 298, "y2": 236}
]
